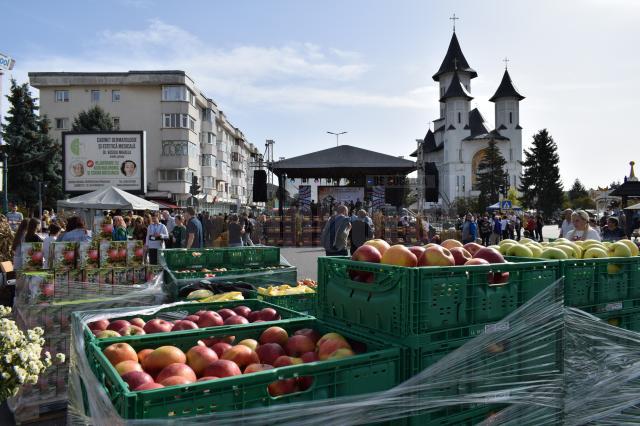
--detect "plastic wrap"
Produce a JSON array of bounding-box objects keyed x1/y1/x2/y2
[
  {"x1": 68, "y1": 278, "x2": 569, "y2": 425},
  {"x1": 8, "y1": 272, "x2": 165, "y2": 420}
]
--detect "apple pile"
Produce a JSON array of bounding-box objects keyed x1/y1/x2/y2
[
  {"x1": 88, "y1": 305, "x2": 282, "y2": 339},
  {"x1": 496, "y1": 237, "x2": 640, "y2": 260},
  {"x1": 101, "y1": 326, "x2": 357, "y2": 396}
]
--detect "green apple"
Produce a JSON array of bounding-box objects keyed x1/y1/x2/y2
[
  {"x1": 608, "y1": 242, "x2": 632, "y2": 258},
  {"x1": 540, "y1": 247, "x2": 568, "y2": 260},
  {"x1": 499, "y1": 243, "x2": 516, "y2": 255},
  {"x1": 507, "y1": 244, "x2": 533, "y2": 258},
  {"x1": 618, "y1": 239, "x2": 640, "y2": 257},
  {"x1": 526, "y1": 245, "x2": 543, "y2": 258},
  {"x1": 488, "y1": 245, "x2": 501, "y2": 251},
  {"x1": 583, "y1": 247, "x2": 608, "y2": 259},
  {"x1": 498, "y1": 239, "x2": 518, "y2": 247},
  {"x1": 555, "y1": 245, "x2": 578, "y2": 259},
  {"x1": 519, "y1": 238, "x2": 533, "y2": 245}
]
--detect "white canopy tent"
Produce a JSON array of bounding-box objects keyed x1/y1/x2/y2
[
  {"x1": 57, "y1": 186, "x2": 159, "y2": 230},
  {"x1": 625, "y1": 202, "x2": 640, "y2": 210}
]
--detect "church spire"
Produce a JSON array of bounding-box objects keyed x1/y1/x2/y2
[
  {"x1": 439, "y1": 71, "x2": 473, "y2": 102},
  {"x1": 489, "y1": 69, "x2": 525, "y2": 102},
  {"x1": 432, "y1": 32, "x2": 477, "y2": 82}
]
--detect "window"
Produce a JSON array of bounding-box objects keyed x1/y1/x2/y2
[
  {"x1": 163, "y1": 113, "x2": 191, "y2": 129},
  {"x1": 456, "y1": 175, "x2": 460, "y2": 192},
  {"x1": 162, "y1": 86, "x2": 189, "y2": 101},
  {"x1": 91, "y1": 90, "x2": 100, "y2": 102},
  {"x1": 158, "y1": 169, "x2": 192, "y2": 182},
  {"x1": 509, "y1": 112, "x2": 513, "y2": 124},
  {"x1": 112, "y1": 90, "x2": 120, "y2": 102},
  {"x1": 459, "y1": 149, "x2": 462, "y2": 162},
  {"x1": 189, "y1": 90, "x2": 195, "y2": 106},
  {"x1": 55, "y1": 118, "x2": 68, "y2": 129},
  {"x1": 201, "y1": 154, "x2": 214, "y2": 166},
  {"x1": 55, "y1": 90, "x2": 69, "y2": 102},
  {"x1": 207, "y1": 132, "x2": 215, "y2": 144},
  {"x1": 113, "y1": 117, "x2": 120, "y2": 130},
  {"x1": 189, "y1": 116, "x2": 195, "y2": 131},
  {"x1": 458, "y1": 112, "x2": 461, "y2": 124},
  {"x1": 461, "y1": 175, "x2": 465, "y2": 192}
]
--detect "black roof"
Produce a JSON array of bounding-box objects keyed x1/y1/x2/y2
[
  {"x1": 468, "y1": 108, "x2": 491, "y2": 137},
  {"x1": 440, "y1": 72, "x2": 473, "y2": 103},
  {"x1": 270, "y1": 145, "x2": 416, "y2": 178},
  {"x1": 410, "y1": 129, "x2": 439, "y2": 157},
  {"x1": 611, "y1": 181, "x2": 640, "y2": 197},
  {"x1": 432, "y1": 32, "x2": 478, "y2": 82},
  {"x1": 489, "y1": 70, "x2": 525, "y2": 102}
]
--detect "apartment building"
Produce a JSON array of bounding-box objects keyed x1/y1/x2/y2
[{"x1": 29, "y1": 70, "x2": 263, "y2": 212}]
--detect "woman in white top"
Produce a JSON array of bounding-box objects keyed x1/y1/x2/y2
[{"x1": 565, "y1": 210, "x2": 601, "y2": 241}]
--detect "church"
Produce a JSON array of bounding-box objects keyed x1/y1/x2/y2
[{"x1": 413, "y1": 27, "x2": 525, "y2": 208}]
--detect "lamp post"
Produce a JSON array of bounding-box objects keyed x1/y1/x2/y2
[
  {"x1": 0, "y1": 53, "x2": 15, "y2": 214},
  {"x1": 327, "y1": 131, "x2": 347, "y2": 147}
]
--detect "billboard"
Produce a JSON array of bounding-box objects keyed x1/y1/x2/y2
[
  {"x1": 317, "y1": 186, "x2": 364, "y2": 210},
  {"x1": 63, "y1": 131, "x2": 146, "y2": 194}
]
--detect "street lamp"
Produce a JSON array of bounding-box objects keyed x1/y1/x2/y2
[
  {"x1": 327, "y1": 131, "x2": 347, "y2": 147},
  {"x1": 0, "y1": 52, "x2": 15, "y2": 215}
]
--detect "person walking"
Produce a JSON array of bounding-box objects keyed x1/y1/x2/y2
[
  {"x1": 227, "y1": 214, "x2": 244, "y2": 247},
  {"x1": 536, "y1": 215, "x2": 545, "y2": 242},
  {"x1": 350, "y1": 210, "x2": 374, "y2": 254},
  {"x1": 6, "y1": 205, "x2": 24, "y2": 232},
  {"x1": 479, "y1": 214, "x2": 492, "y2": 246},
  {"x1": 171, "y1": 215, "x2": 187, "y2": 248},
  {"x1": 184, "y1": 207, "x2": 203, "y2": 249},
  {"x1": 515, "y1": 215, "x2": 522, "y2": 241},
  {"x1": 321, "y1": 205, "x2": 352, "y2": 256},
  {"x1": 461, "y1": 213, "x2": 478, "y2": 244},
  {"x1": 11, "y1": 219, "x2": 29, "y2": 270},
  {"x1": 490, "y1": 214, "x2": 502, "y2": 245},
  {"x1": 145, "y1": 212, "x2": 169, "y2": 264},
  {"x1": 240, "y1": 212, "x2": 254, "y2": 246}
]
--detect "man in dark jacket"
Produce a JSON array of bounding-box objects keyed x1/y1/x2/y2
[{"x1": 321, "y1": 205, "x2": 352, "y2": 256}]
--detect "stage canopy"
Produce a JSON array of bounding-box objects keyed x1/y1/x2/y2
[
  {"x1": 57, "y1": 186, "x2": 159, "y2": 211},
  {"x1": 269, "y1": 145, "x2": 416, "y2": 179}
]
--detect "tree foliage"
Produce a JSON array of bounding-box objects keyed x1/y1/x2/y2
[
  {"x1": 1, "y1": 80, "x2": 64, "y2": 209},
  {"x1": 476, "y1": 140, "x2": 508, "y2": 209},
  {"x1": 451, "y1": 196, "x2": 481, "y2": 217},
  {"x1": 568, "y1": 179, "x2": 588, "y2": 201},
  {"x1": 518, "y1": 129, "x2": 564, "y2": 216},
  {"x1": 71, "y1": 105, "x2": 114, "y2": 132}
]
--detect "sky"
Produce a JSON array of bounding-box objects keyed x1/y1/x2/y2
[{"x1": 2, "y1": 0, "x2": 640, "y2": 189}]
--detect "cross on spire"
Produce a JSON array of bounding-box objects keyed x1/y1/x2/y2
[
  {"x1": 503, "y1": 57, "x2": 510, "y2": 70},
  {"x1": 450, "y1": 13, "x2": 459, "y2": 32}
]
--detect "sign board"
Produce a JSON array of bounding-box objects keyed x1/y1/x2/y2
[
  {"x1": 501, "y1": 200, "x2": 512, "y2": 210},
  {"x1": 0, "y1": 53, "x2": 15, "y2": 71},
  {"x1": 317, "y1": 186, "x2": 364, "y2": 210},
  {"x1": 62, "y1": 131, "x2": 146, "y2": 194}
]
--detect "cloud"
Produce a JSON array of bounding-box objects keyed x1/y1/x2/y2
[{"x1": 21, "y1": 19, "x2": 431, "y2": 111}]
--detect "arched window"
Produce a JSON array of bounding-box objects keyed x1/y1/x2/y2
[
  {"x1": 509, "y1": 112, "x2": 513, "y2": 124},
  {"x1": 458, "y1": 112, "x2": 461, "y2": 124},
  {"x1": 471, "y1": 148, "x2": 488, "y2": 191}
]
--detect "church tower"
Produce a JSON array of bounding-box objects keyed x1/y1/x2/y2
[
  {"x1": 432, "y1": 30, "x2": 476, "y2": 202},
  {"x1": 490, "y1": 69, "x2": 525, "y2": 189}
]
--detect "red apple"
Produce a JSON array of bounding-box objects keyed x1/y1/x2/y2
[
  {"x1": 197, "y1": 376, "x2": 219, "y2": 382},
  {"x1": 172, "y1": 320, "x2": 199, "y2": 331},
  {"x1": 88, "y1": 319, "x2": 110, "y2": 331},
  {"x1": 202, "y1": 360, "x2": 242, "y2": 378},
  {"x1": 248, "y1": 311, "x2": 262, "y2": 322},
  {"x1": 118, "y1": 325, "x2": 146, "y2": 336},
  {"x1": 185, "y1": 315, "x2": 200, "y2": 323},
  {"x1": 316, "y1": 333, "x2": 348, "y2": 349},
  {"x1": 418, "y1": 245, "x2": 455, "y2": 267},
  {"x1": 272, "y1": 355, "x2": 303, "y2": 368},
  {"x1": 259, "y1": 327, "x2": 288, "y2": 346},
  {"x1": 97, "y1": 330, "x2": 121, "y2": 339},
  {"x1": 407, "y1": 246, "x2": 426, "y2": 261},
  {"x1": 258, "y1": 308, "x2": 279, "y2": 322},
  {"x1": 449, "y1": 247, "x2": 472, "y2": 266},
  {"x1": 465, "y1": 258, "x2": 489, "y2": 266},
  {"x1": 300, "y1": 352, "x2": 319, "y2": 363},
  {"x1": 142, "y1": 346, "x2": 186, "y2": 374},
  {"x1": 210, "y1": 342, "x2": 233, "y2": 358},
  {"x1": 135, "y1": 382, "x2": 164, "y2": 391},
  {"x1": 244, "y1": 363, "x2": 274, "y2": 374},
  {"x1": 363, "y1": 239, "x2": 391, "y2": 256},
  {"x1": 224, "y1": 315, "x2": 249, "y2": 325},
  {"x1": 118, "y1": 247, "x2": 127, "y2": 260},
  {"x1": 237, "y1": 339, "x2": 258, "y2": 351},
  {"x1": 351, "y1": 244, "x2": 382, "y2": 263},
  {"x1": 115, "y1": 360, "x2": 143, "y2": 376},
  {"x1": 122, "y1": 371, "x2": 154, "y2": 390},
  {"x1": 134, "y1": 247, "x2": 144, "y2": 258},
  {"x1": 233, "y1": 306, "x2": 252, "y2": 318},
  {"x1": 159, "y1": 376, "x2": 193, "y2": 387},
  {"x1": 107, "y1": 319, "x2": 130, "y2": 332},
  {"x1": 186, "y1": 346, "x2": 219, "y2": 376},
  {"x1": 255, "y1": 343, "x2": 286, "y2": 365},
  {"x1": 31, "y1": 251, "x2": 44, "y2": 263},
  {"x1": 285, "y1": 335, "x2": 315, "y2": 357},
  {"x1": 381, "y1": 245, "x2": 418, "y2": 267},
  {"x1": 216, "y1": 309, "x2": 236, "y2": 320},
  {"x1": 143, "y1": 319, "x2": 174, "y2": 334},
  {"x1": 108, "y1": 248, "x2": 118, "y2": 260},
  {"x1": 318, "y1": 339, "x2": 352, "y2": 361},
  {"x1": 88, "y1": 249, "x2": 99, "y2": 261},
  {"x1": 63, "y1": 250, "x2": 75, "y2": 262},
  {"x1": 488, "y1": 272, "x2": 510, "y2": 285},
  {"x1": 156, "y1": 363, "x2": 196, "y2": 384},
  {"x1": 297, "y1": 375, "x2": 314, "y2": 391},
  {"x1": 137, "y1": 349, "x2": 153, "y2": 363},
  {"x1": 130, "y1": 318, "x2": 146, "y2": 328},
  {"x1": 294, "y1": 329, "x2": 321, "y2": 345},
  {"x1": 268, "y1": 378, "x2": 298, "y2": 396},
  {"x1": 441, "y1": 239, "x2": 463, "y2": 250},
  {"x1": 197, "y1": 311, "x2": 224, "y2": 328},
  {"x1": 221, "y1": 345, "x2": 259, "y2": 369},
  {"x1": 103, "y1": 342, "x2": 138, "y2": 366},
  {"x1": 328, "y1": 348, "x2": 355, "y2": 359},
  {"x1": 463, "y1": 242, "x2": 484, "y2": 257},
  {"x1": 473, "y1": 247, "x2": 506, "y2": 264}
]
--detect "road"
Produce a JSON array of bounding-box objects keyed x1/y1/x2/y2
[{"x1": 282, "y1": 225, "x2": 562, "y2": 281}]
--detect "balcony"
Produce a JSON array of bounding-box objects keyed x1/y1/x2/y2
[
  {"x1": 201, "y1": 165, "x2": 215, "y2": 177},
  {"x1": 231, "y1": 160, "x2": 243, "y2": 170},
  {"x1": 231, "y1": 177, "x2": 243, "y2": 187},
  {"x1": 202, "y1": 143, "x2": 215, "y2": 155}
]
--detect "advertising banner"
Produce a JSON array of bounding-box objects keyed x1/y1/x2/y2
[
  {"x1": 317, "y1": 186, "x2": 364, "y2": 210},
  {"x1": 298, "y1": 185, "x2": 311, "y2": 211},
  {"x1": 63, "y1": 132, "x2": 146, "y2": 193}
]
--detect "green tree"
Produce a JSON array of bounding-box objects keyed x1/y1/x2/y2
[
  {"x1": 72, "y1": 105, "x2": 114, "y2": 131},
  {"x1": 568, "y1": 179, "x2": 588, "y2": 201},
  {"x1": 1, "y1": 80, "x2": 64, "y2": 209},
  {"x1": 518, "y1": 129, "x2": 564, "y2": 216},
  {"x1": 451, "y1": 196, "x2": 481, "y2": 217},
  {"x1": 476, "y1": 140, "x2": 508, "y2": 209}
]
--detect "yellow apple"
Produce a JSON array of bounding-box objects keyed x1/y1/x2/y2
[
  {"x1": 583, "y1": 247, "x2": 608, "y2": 259},
  {"x1": 618, "y1": 239, "x2": 639, "y2": 257},
  {"x1": 526, "y1": 245, "x2": 543, "y2": 258},
  {"x1": 540, "y1": 247, "x2": 568, "y2": 259}
]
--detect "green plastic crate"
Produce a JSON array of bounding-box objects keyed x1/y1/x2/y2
[
  {"x1": 560, "y1": 257, "x2": 640, "y2": 313},
  {"x1": 86, "y1": 318, "x2": 402, "y2": 420},
  {"x1": 317, "y1": 256, "x2": 560, "y2": 344},
  {"x1": 592, "y1": 306, "x2": 640, "y2": 332},
  {"x1": 79, "y1": 299, "x2": 313, "y2": 346},
  {"x1": 159, "y1": 247, "x2": 281, "y2": 270},
  {"x1": 254, "y1": 291, "x2": 316, "y2": 316},
  {"x1": 162, "y1": 265, "x2": 297, "y2": 301}
]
